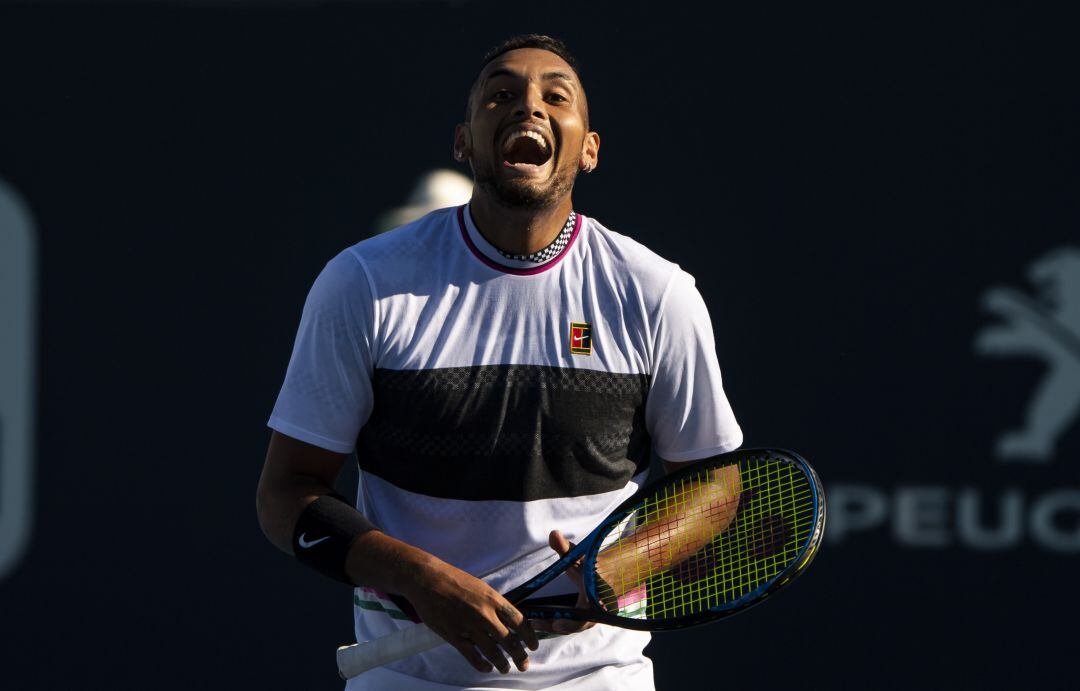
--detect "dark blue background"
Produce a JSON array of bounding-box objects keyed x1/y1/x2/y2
[{"x1": 1, "y1": 2, "x2": 1077, "y2": 688}]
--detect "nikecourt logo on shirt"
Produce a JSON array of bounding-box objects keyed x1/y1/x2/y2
[
  {"x1": 298, "y1": 533, "x2": 330, "y2": 549},
  {"x1": 570, "y1": 321, "x2": 592, "y2": 355}
]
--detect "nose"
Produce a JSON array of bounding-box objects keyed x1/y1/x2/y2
[{"x1": 513, "y1": 84, "x2": 547, "y2": 120}]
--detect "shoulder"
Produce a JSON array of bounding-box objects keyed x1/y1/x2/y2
[
  {"x1": 347, "y1": 206, "x2": 457, "y2": 268},
  {"x1": 337, "y1": 206, "x2": 460, "y2": 301},
  {"x1": 298, "y1": 246, "x2": 375, "y2": 326},
  {"x1": 307, "y1": 208, "x2": 457, "y2": 311},
  {"x1": 580, "y1": 214, "x2": 686, "y2": 303}
]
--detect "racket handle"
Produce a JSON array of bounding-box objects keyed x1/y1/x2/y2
[{"x1": 336, "y1": 623, "x2": 447, "y2": 680}]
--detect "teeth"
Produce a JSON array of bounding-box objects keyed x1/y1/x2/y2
[{"x1": 504, "y1": 130, "x2": 549, "y2": 152}]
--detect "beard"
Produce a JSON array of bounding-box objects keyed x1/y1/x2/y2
[{"x1": 473, "y1": 158, "x2": 579, "y2": 210}]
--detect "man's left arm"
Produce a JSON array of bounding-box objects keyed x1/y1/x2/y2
[
  {"x1": 536, "y1": 268, "x2": 743, "y2": 632},
  {"x1": 645, "y1": 268, "x2": 743, "y2": 465}
]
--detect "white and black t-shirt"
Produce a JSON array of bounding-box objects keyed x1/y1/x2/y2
[{"x1": 269, "y1": 205, "x2": 742, "y2": 690}]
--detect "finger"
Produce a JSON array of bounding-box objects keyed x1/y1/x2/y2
[
  {"x1": 487, "y1": 616, "x2": 529, "y2": 672},
  {"x1": 500, "y1": 631, "x2": 530, "y2": 672},
  {"x1": 549, "y1": 530, "x2": 587, "y2": 595},
  {"x1": 549, "y1": 529, "x2": 572, "y2": 556},
  {"x1": 516, "y1": 617, "x2": 540, "y2": 652},
  {"x1": 549, "y1": 530, "x2": 584, "y2": 576},
  {"x1": 498, "y1": 602, "x2": 540, "y2": 652},
  {"x1": 473, "y1": 632, "x2": 511, "y2": 674},
  {"x1": 449, "y1": 638, "x2": 494, "y2": 674},
  {"x1": 430, "y1": 624, "x2": 493, "y2": 674}
]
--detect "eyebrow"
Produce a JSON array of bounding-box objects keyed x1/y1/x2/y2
[{"x1": 483, "y1": 68, "x2": 577, "y2": 88}]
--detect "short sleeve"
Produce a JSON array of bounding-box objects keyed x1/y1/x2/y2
[
  {"x1": 267, "y1": 249, "x2": 377, "y2": 454},
  {"x1": 645, "y1": 269, "x2": 743, "y2": 462}
]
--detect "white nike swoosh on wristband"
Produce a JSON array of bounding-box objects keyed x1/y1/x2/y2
[{"x1": 298, "y1": 533, "x2": 331, "y2": 549}]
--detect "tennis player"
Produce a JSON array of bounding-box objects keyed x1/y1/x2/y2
[{"x1": 256, "y1": 34, "x2": 743, "y2": 690}]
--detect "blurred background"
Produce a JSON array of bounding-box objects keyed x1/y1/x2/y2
[{"x1": 1, "y1": 1, "x2": 1078, "y2": 688}]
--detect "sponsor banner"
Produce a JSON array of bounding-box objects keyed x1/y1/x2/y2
[{"x1": 826, "y1": 246, "x2": 1080, "y2": 554}]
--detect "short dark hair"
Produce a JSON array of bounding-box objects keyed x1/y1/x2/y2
[
  {"x1": 480, "y1": 34, "x2": 582, "y2": 79},
  {"x1": 466, "y1": 34, "x2": 588, "y2": 125}
]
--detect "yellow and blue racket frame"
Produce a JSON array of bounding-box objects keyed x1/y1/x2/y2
[{"x1": 517, "y1": 448, "x2": 826, "y2": 631}]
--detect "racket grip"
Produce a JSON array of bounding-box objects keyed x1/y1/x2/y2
[{"x1": 336, "y1": 623, "x2": 447, "y2": 680}]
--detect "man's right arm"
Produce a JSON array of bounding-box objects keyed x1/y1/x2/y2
[{"x1": 255, "y1": 430, "x2": 538, "y2": 674}]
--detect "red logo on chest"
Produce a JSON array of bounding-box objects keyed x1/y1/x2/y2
[{"x1": 570, "y1": 322, "x2": 592, "y2": 355}]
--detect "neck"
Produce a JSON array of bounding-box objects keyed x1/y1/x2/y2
[{"x1": 468, "y1": 190, "x2": 574, "y2": 255}]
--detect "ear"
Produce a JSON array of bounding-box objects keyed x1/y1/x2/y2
[
  {"x1": 453, "y1": 123, "x2": 472, "y2": 162},
  {"x1": 580, "y1": 131, "x2": 600, "y2": 173}
]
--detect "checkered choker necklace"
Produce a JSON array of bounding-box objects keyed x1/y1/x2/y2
[{"x1": 494, "y1": 212, "x2": 577, "y2": 264}]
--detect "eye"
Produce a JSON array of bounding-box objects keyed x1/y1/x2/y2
[
  {"x1": 547, "y1": 92, "x2": 569, "y2": 104},
  {"x1": 491, "y1": 89, "x2": 513, "y2": 102}
]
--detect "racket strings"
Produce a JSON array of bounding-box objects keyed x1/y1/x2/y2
[{"x1": 594, "y1": 457, "x2": 815, "y2": 621}]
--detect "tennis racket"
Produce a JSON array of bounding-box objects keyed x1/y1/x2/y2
[{"x1": 336, "y1": 447, "x2": 825, "y2": 680}]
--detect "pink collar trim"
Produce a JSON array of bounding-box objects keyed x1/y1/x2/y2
[{"x1": 457, "y1": 205, "x2": 582, "y2": 276}]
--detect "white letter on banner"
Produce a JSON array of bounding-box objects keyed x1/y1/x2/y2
[
  {"x1": 894, "y1": 487, "x2": 950, "y2": 547},
  {"x1": 957, "y1": 488, "x2": 1024, "y2": 550},
  {"x1": 1030, "y1": 490, "x2": 1080, "y2": 553},
  {"x1": 825, "y1": 484, "x2": 887, "y2": 543}
]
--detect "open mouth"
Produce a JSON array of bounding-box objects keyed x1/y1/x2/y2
[{"x1": 501, "y1": 129, "x2": 553, "y2": 170}]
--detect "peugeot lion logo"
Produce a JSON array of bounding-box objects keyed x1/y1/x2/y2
[{"x1": 974, "y1": 246, "x2": 1080, "y2": 462}]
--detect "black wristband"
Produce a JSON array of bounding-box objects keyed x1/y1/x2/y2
[{"x1": 292, "y1": 493, "x2": 369, "y2": 585}]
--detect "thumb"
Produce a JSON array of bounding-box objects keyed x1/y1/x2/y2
[
  {"x1": 549, "y1": 529, "x2": 588, "y2": 601},
  {"x1": 549, "y1": 529, "x2": 572, "y2": 556}
]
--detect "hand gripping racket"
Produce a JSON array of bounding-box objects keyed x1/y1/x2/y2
[{"x1": 336, "y1": 447, "x2": 826, "y2": 680}]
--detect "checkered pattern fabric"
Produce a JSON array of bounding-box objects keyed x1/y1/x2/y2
[{"x1": 494, "y1": 212, "x2": 576, "y2": 263}]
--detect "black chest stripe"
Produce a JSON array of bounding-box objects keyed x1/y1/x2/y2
[{"x1": 356, "y1": 365, "x2": 652, "y2": 501}]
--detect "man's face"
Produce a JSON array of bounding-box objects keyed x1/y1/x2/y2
[{"x1": 459, "y1": 48, "x2": 596, "y2": 209}]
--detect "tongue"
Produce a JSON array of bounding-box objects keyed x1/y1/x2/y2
[{"x1": 504, "y1": 137, "x2": 549, "y2": 165}]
